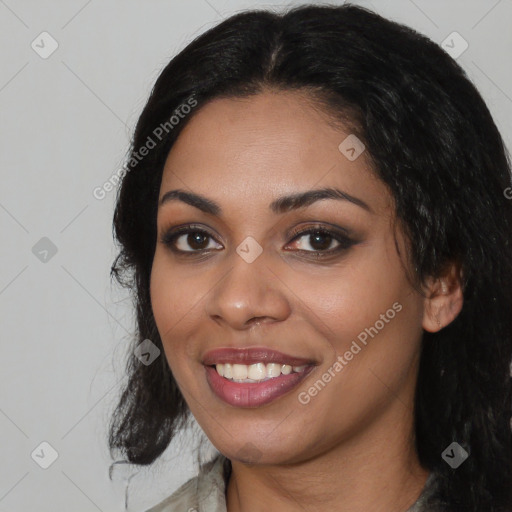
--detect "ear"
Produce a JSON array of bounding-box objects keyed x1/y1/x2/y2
[{"x1": 422, "y1": 262, "x2": 464, "y2": 333}]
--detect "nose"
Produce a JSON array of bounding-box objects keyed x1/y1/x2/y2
[{"x1": 204, "y1": 249, "x2": 292, "y2": 331}]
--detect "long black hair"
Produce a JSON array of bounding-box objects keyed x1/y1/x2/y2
[{"x1": 108, "y1": 3, "x2": 512, "y2": 510}]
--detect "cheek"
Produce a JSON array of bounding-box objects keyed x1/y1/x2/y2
[
  {"x1": 149, "y1": 252, "x2": 203, "y2": 368},
  {"x1": 291, "y1": 273, "x2": 422, "y2": 443},
  {"x1": 293, "y1": 248, "x2": 416, "y2": 347},
  {"x1": 298, "y1": 242, "x2": 423, "y2": 387}
]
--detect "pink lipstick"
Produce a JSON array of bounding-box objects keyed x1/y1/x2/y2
[{"x1": 203, "y1": 347, "x2": 316, "y2": 408}]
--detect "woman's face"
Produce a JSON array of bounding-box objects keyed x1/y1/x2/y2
[{"x1": 150, "y1": 89, "x2": 427, "y2": 465}]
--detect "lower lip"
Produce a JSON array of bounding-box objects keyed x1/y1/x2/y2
[{"x1": 205, "y1": 365, "x2": 314, "y2": 408}]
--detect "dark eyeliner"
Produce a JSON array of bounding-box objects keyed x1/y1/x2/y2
[
  {"x1": 160, "y1": 223, "x2": 357, "y2": 257},
  {"x1": 285, "y1": 225, "x2": 357, "y2": 257},
  {"x1": 160, "y1": 224, "x2": 216, "y2": 251}
]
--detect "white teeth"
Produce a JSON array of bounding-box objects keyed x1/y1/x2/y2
[
  {"x1": 224, "y1": 363, "x2": 233, "y2": 379},
  {"x1": 281, "y1": 364, "x2": 292, "y2": 375},
  {"x1": 266, "y1": 363, "x2": 281, "y2": 378},
  {"x1": 214, "y1": 362, "x2": 308, "y2": 382},
  {"x1": 248, "y1": 363, "x2": 266, "y2": 380},
  {"x1": 232, "y1": 364, "x2": 247, "y2": 380}
]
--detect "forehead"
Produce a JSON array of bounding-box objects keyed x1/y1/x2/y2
[{"x1": 160, "y1": 90, "x2": 392, "y2": 217}]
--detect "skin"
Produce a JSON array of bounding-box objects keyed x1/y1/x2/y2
[{"x1": 150, "y1": 89, "x2": 463, "y2": 512}]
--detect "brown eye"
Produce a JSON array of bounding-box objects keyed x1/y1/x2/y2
[
  {"x1": 161, "y1": 226, "x2": 222, "y2": 253},
  {"x1": 295, "y1": 230, "x2": 337, "y2": 251},
  {"x1": 160, "y1": 224, "x2": 356, "y2": 259},
  {"x1": 286, "y1": 227, "x2": 355, "y2": 256},
  {"x1": 182, "y1": 232, "x2": 210, "y2": 251}
]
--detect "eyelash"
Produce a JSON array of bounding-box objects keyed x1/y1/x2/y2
[{"x1": 159, "y1": 223, "x2": 356, "y2": 259}]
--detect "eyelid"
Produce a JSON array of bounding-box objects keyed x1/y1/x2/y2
[
  {"x1": 159, "y1": 222, "x2": 358, "y2": 256},
  {"x1": 159, "y1": 224, "x2": 222, "y2": 251},
  {"x1": 285, "y1": 222, "x2": 355, "y2": 242},
  {"x1": 284, "y1": 225, "x2": 356, "y2": 253}
]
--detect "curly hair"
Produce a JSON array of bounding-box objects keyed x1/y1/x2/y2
[{"x1": 108, "y1": 3, "x2": 512, "y2": 510}]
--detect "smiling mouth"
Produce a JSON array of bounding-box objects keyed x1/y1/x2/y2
[
  {"x1": 208, "y1": 362, "x2": 309, "y2": 383},
  {"x1": 202, "y1": 346, "x2": 317, "y2": 407}
]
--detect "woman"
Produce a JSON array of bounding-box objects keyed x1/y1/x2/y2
[{"x1": 108, "y1": 3, "x2": 512, "y2": 511}]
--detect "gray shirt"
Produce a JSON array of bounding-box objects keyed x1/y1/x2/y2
[{"x1": 144, "y1": 453, "x2": 444, "y2": 512}]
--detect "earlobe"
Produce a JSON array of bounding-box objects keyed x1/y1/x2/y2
[{"x1": 422, "y1": 265, "x2": 464, "y2": 333}]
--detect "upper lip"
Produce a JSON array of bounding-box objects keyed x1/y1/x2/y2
[{"x1": 202, "y1": 347, "x2": 316, "y2": 366}]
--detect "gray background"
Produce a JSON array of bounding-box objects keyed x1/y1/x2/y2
[{"x1": 0, "y1": 0, "x2": 511, "y2": 511}]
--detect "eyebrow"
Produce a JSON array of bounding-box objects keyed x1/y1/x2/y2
[{"x1": 158, "y1": 187, "x2": 372, "y2": 215}]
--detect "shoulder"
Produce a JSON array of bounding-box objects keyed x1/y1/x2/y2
[
  {"x1": 406, "y1": 471, "x2": 451, "y2": 512},
  {"x1": 144, "y1": 453, "x2": 229, "y2": 512}
]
